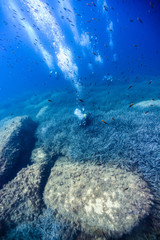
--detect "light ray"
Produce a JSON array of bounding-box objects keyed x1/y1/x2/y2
[{"x1": 5, "y1": 0, "x2": 53, "y2": 68}]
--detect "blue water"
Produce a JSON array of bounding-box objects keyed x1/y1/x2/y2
[
  {"x1": 0, "y1": 0, "x2": 160, "y2": 239},
  {"x1": 0, "y1": 0, "x2": 160, "y2": 100}
]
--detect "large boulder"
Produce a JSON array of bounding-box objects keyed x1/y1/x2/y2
[
  {"x1": 0, "y1": 163, "x2": 46, "y2": 237},
  {"x1": 44, "y1": 157, "x2": 153, "y2": 239},
  {"x1": 0, "y1": 116, "x2": 37, "y2": 188}
]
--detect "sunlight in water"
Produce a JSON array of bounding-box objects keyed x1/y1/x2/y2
[
  {"x1": 21, "y1": 0, "x2": 80, "y2": 91},
  {"x1": 6, "y1": 0, "x2": 53, "y2": 68},
  {"x1": 56, "y1": 0, "x2": 80, "y2": 42}
]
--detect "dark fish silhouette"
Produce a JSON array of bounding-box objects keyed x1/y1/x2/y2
[
  {"x1": 101, "y1": 120, "x2": 108, "y2": 124},
  {"x1": 150, "y1": 1, "x2": 154, "y2": 8},
  {"x1": 137, "y1": 17, "x2": 143, "y2": 23},
  {"x1": 93, "y1": 52, "x2": 97, "y2": 56},
  {"x1": 78, "y1": 98, "x2": 84, "y2": 102},
  {"x1": 129, "y1": 103, "x2": 134, "y2": 108},
  {"x1": 92, "y1": 2, "x2": 96, "y2": 7}
]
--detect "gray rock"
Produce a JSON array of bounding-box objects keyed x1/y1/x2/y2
[
  {"x1": 0, "y1": 116, "x2": 37, "y2": 188},
  {"x1": 0, "y1": 163, "x2": 46, "y2": 236},
  {"x1": 2, "y1": 208, "x2": 77, "y2": 240},
  {"x1": 44, "y1": 157, "x2": 153, "y2": 239}
]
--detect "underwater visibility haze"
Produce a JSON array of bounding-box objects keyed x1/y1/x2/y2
[{"x1": 0, "y1": 0, "x2": 160, "y2": 239}]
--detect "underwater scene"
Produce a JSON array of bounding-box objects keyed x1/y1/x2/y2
[{"x1": 0, "y1": 0, "x2": 160, "y2": 239}]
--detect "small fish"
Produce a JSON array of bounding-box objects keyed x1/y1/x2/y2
[
  {"x1": 128, "y1": 85, "x2": 133, "y2": 89},
  {"x1": 86, "y1": 3, "x2": 91, "y2": 6},
  {"x1": 97, "y1": 163, "x2": 102, "y2": 166},
  {"x1": 92, "y1": 18, "x2": 98, "y2": 21},
  {"x1": 93, "y1": 52, "x2": 97, "y2": 56},
  {"x1": 124, "y1": 188, "x2": 128, "y2": 191},
  {"x1": 101, "y1": 120, "x2": 108, "y2": 124},
  {"x1": 133, "y1": 44, "x2": 138, "y2": 47},
  {"x1": 149, "y1": 80, "x2": 152, "y2": 84},
  {"x1": 48, "y1": 99, "x2": 52, "y2": 102},
  {"x1": 67, "y1": 18, "x2": 72, "y2": 22},
  {"x1": 150, "y1": 1, "x2": 154, "y2": 8},
  {"x1": 137, "y1": 17, "x2": 143, "y2": 23},
  {"x1": 151, "y1": 105, "x2": 154, "y2": 107},
  {"x1": 104, "y1": 5, "x2": 108, "y2": 11},
  {"x1": 129, "y1": 19, "x2": 134, "y2": 22},
  {"x1": 129, "y1": 103, "x2": 134, "y2": 108},
  {"x1": 145, "y1": 111, "x2": 149, "y2": 114},
  {"x1": 152, "y1": 98, "x2": 155, "y2": 100},
  {"x1": 78, "y1": 98, "x2": 84, "y2": 102},
  {"x1": 92, "y1": 2, "x2": 96, "y2": 7},
  {"x1": 112, "y1": 117, "x2": 115, "y2": 120}
]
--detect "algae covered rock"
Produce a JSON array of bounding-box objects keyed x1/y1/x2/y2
[
  {"x1": 0, "y1": 163, "x2": 46, "y2": 236},
  {"x1": 31, "y1": 147, "x2": 48, "y2": 164},
  {"x1": 2, "y1": 208, "x2": 77, "y2": 240},
  {"x1": 0, "y1": 116, "x2": 37, "y2": 188},
  {"x1": 44, "y1": 158, "x2": 153, "y2": 239}
]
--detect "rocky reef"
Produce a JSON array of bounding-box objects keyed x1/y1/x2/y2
[
  {"x1": 0, "y1": 163, "x2": 45, "y2": 236},
  {"x1": 0, "y1": 116, "x2": 37, "y2": 188},
  {"x1": 0, "y1": 84, "x2": 160, "y2": 239}
]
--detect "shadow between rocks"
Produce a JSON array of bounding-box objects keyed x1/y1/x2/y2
[
  {"x1": 39, "y1": 154, "x2": 63, "y2": 209},
  {"x1": 1, "y1": 125, "x2": 37, "y2": 189}
]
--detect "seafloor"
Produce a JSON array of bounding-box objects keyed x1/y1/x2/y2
[{"x1": 0, "y1": 76, "x2": 160, "y2": 240}]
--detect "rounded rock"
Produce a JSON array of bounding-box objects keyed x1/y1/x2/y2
[{"x1": 44, "y1": 158, "x2": 153, "y2": 239}]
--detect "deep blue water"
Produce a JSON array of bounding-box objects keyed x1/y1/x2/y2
[{"x1": 0, "y1": 0, "x2": 160, "y2": 101}]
